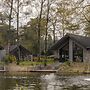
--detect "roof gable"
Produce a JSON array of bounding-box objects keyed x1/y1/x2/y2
[
  {"x1": 5, "y1": 44, "x2": 31, "y2": 54},
  {"x1": 50, "y1": 33, "x2": 90, "y2": 50},
  {"x1": 10, "y1": 45, "x2": 31, "y2": 54}
]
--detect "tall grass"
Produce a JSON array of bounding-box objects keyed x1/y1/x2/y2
[{"x1": 58, "y1": 62, "x2": 90, "y2": 74}]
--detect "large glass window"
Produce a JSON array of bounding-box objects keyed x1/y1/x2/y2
[
  {"x1": 73, "y1": 43, "x2": 83, "y2": 62},
  {"x1": 59, "y1": 43, "x2": 69, "y2": 62},
  {"x1": 59, "y1": 41, "x2": 83, "y2": 62}
]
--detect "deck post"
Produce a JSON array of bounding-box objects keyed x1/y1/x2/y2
[{"x1": 69, "y1": 39, "x2": 73, "y2": 62}]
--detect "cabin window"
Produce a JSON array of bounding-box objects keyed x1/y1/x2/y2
[{"x1": 73, "y1": 43, "x2": 83, "y2": 62}]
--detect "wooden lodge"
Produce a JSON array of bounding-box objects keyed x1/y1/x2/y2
[
  {"x1": 50, "y1": 33, "x2": 90, "y2": 62},
  {"x1": 5, "y1": 44, "x2": 31, "y2": 60}
]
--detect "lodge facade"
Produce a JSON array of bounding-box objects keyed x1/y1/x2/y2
[
  {"x1": 4, "y1": 44, "x2": 31, "y2": 60},
  {"x1": 50, "y1": 33, "x2": 90, "y2": 62}
]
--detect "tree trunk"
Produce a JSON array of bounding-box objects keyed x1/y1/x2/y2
[
  {"x1": 44, "y1": 0, "x2": 50, "y2": 66},
  {"x1": 38, "y1": 0, "x2": 44, "y2": 61},
  {"x1": 9, "y1": 0, "x2": 13, "y2": 31},
  {"x1": 52, "y1": 20, "x2": 57, "y2": 44},
  {"x1": 45, "y1": 0, "x2": 50, "y2": 53},
  {"x1": 62, "y1": 19, "x2": 65, "y2": 36},
  {"x1": 8, "y1": 0, "x2": 13, "y2": 53},
  {"x1": 17, "y1": 0, "x2": 20, "y2": 65}
]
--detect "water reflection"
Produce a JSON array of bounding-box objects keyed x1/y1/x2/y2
[{"x1": 0, "y1": 73, "x2": 89, "y2": 90}]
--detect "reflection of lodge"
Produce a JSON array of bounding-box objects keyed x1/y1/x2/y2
[{"x1": 50, "y1": 33, "x2": 90, "y2": 62}]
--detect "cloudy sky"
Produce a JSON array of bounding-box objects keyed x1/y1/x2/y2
[{"x1": 0, "y1": 0, "x2": 90, "y2": 31}]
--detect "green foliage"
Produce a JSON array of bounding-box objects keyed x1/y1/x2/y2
[
  {"x1": 83, "y1": 5, "x2": 90, "y2": 36},
  {"x1": 33, "y1": 57, "x2": 54, "y2": 61},
  {"x1": 0, "y1": 22, "x2": 16, "y2": 45},
  {"x1": 22, "y1": 18, "x2": 53, "y2": 54},
  {"x1": 65, "y1": 22, "x2": 79, "y2": 33},
  {"x1": 4, "y1": 55, "x2": 16, "y2": 64},
  {"x1": 0, "y1": 61, "x2": 4, "y2": 65},
  {"x1": 0, "y1": 12, "x2": 16, "y2": 45},
  {"x1": 64, "y1": 61, "x2": 71, "y2": 66},
  {"x1": 84, "y1": 22, "x2": 90, "y2": 36},
  {"x1": 56, "y1": 0, "x2": 80, "y2": 35},
  {"x1": 19, "y1": 58, "x2": 54, "y2": 66}
]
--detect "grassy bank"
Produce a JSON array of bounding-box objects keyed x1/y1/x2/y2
[
  {"x1": 5, "y1": 64, "x2": 33, "y2": 72},
  {"x1": 19, "y1": 60, "x2": 54, "y2": 66},
  {"x1": 57, "y1": 62, "x2": 90, "y2": 75},
  {"x1": 4, "y1": 59, "x2": 54, "y2": 72}
]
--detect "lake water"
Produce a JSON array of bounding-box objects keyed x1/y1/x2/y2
[{"x1": 0, "y1": 72, "x2": 90, "y2": 90}]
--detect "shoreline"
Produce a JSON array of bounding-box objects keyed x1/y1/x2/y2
[
  {"x1": 57, "y1": 62, "x2": 90, "y2": 75},
  {"x1": 0, "y1": 62, "x2": 90, "y2": 75}
]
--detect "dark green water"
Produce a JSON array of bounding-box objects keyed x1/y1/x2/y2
[{"x1": 0, "y1": 72, "x2": 90, "y2": 90}]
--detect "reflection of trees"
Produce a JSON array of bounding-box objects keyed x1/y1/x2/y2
[
  {"x1": 56, "y1": 75, "x2": 90, "y2": 90},
  {"x1": 0, "y1": 74, "x2": 17, "y2": 90},
  {"x1": 40, "y1": 74, "x2": 90, "y2": 90},
  {"x1": 0, "y1": 73, "x2": 43, "y2": 90},
  {"x1": 0, "y1": 73, "x2": 90, "y2": 90},
  {"x1": 41, "y1": 73, "x2": 58, "y2": 90},
  {"x1": 15, "y1": 73, "x2": 42, "y2": 90},
  {"x1": 67, "y1": 85, "x2": 82, "y2": 90}
]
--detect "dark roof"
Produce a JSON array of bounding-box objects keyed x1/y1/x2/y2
[
  {"x1": 50, "y1": 33, "x2": 90, "y2": 50},
  {"x1": 9, "y1": 45, "x2": 18, "y2": 52},
  {"x1": 10, "y1": 44, "x2": 31, "y2": 55},
  {"x1": 5, "y1": 44, "x2": 31, "y2": 55}
]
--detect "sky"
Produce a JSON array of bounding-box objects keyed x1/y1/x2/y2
[{"x1": 0, "y1": 0, "x2": 90, "y2": 27}]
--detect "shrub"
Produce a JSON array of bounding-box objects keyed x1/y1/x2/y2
[
  {"x1": 64, "y1": 61, "x2": 71, "y2": 66},
  {"x1": 4, "y1": 54, "x2": 16, "y2": 64}
]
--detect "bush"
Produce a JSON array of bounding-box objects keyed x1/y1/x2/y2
[
  {"x1": 4, "y1": 54, "x2": 16, "y2": 64},
  {"x1": 64, "y1": 61, "x2": 71, "y2": 66}
]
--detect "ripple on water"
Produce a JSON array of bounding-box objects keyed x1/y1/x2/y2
[{"x1": 0, "y1": 73, "x2": 90, "y2": 90}]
